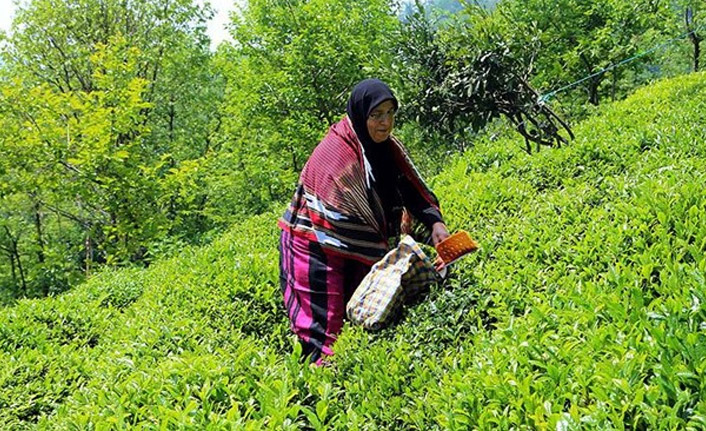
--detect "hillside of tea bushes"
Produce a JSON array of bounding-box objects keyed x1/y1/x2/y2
[{"x1": 2, "y1": 73, "x2": 706, "y2": 430}]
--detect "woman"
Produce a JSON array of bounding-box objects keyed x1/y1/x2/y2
[{"x1": 278, "y1": 78, "x2": 450, "y2": 363}]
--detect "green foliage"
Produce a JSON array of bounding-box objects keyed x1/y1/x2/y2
[
  {"x1": 391, "y1": 3, "x2": 572, "y2": 154},
  {"x1": 0, "y1": 0, "x2": 222, "y2": 298},
  {"x1": 0, "y1": 37, "x2": 163, "y2": 292},
  {"x1": 2, "y1": 72, "x2": 706, "y2": 429},
  {"x1": 664, "y1": 0, "x2": 705, "y2": 74},
  {"x1": 496, "y1": 0, "x2": 671, "y2": 106},
  {"x1": 5, "y1": 0, "x2": 219, "y2": 159}
]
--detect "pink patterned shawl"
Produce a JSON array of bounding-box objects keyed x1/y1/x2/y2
[{"x1": 278, "y1": 116, "x2": 439, "y2": 265}]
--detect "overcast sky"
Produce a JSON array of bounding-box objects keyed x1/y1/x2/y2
[
  {"x1": 0, "y1": 0, "x2": 237, "y2": 50},
  {"x1": 0, "y1": 1, "x2": 15, "y2": 37}
]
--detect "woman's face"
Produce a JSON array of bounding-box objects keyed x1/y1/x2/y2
[{"x1": 366, "y1": 100, "x2": 396, "y2": 143}]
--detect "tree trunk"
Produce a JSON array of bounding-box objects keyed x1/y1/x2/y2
[
  {"x1": 694, "y1": 36, "x2": 701, "y2": 72},
  {"x1": 9, "y1": 252, "x2": 17, "y2": 284},
  {"x1": 85, "y1": 234, "x2": 92, "y2": 276},
  {"x1": 588, "y1": 79, "x2": 600, "y2": 106},
  {"x1": 34, "y1": 201, "x2": 46, "y2": 264},
  {"x1": 579, "y1": 54, "x2": 602, "y2": 105},
  {"x1": 16, "y1": 251, "x2": 27, "y2": 293},
  {"x1": 686, "y1": 7, "x2": 701, "y2": 73},
  {"x1": 1, "y1": 247, "x2": 18, "y2": 287},
  {"x1": 168, "y1": 100, "x2": 176, "y2": 143},
  {"x1": 3, "y1": 226, "x2": 27, "y2": 293}
]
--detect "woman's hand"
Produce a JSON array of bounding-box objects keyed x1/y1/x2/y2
[
  {"x1": 431, "y1": 222, "x2": 450, "y2": 272},
  {"x1": 431, "y1": 222, "x2": 450, "y2": 247}
]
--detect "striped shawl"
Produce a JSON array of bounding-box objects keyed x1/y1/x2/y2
[{"x1": 278, "y1": 117, "x2": 440, "y2": 265}]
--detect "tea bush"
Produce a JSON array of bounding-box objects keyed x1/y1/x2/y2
[{"x1": 2, "y1": 73, "x2": 706, "y2": 429}]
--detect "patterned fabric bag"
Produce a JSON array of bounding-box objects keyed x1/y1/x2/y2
[{"x1": 346, "y1": 235, "x2": 440, "y2": 330}]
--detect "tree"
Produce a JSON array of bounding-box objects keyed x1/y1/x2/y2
[
  {"x1": 0, "y1": 38, "x2": 157, "y2": 287},
  {"x1": 497, "y1": 0, "x2": 668, "y2": 105},
  {"x1": 685, "y1": 6, "x2": 702, "y2": 71},
  {"x1": 390, "y1": 2, "x2": 572, "y2": 154},
  {"x1": 0, "y1": 0, "x2": 221, "y2": 297},
  {"x1": 674, "y1": 1, "x2": 704, "y2": 72}
]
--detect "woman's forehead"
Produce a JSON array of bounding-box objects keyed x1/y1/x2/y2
[{"x1": 371, "y1": 100, "x2": 395, "y2": 112}]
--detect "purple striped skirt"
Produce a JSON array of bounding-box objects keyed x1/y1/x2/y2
[{"x1": 279, "y1": 230, "x2": 369, "y2": 363}]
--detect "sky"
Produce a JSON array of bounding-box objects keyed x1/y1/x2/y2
[
  {"x1": 0, "y1": 0, "x2": 237, "y2": 50},
  {"x1": 201, "y1": 0, "x2": 238, "y2": 49},
  {"x1": 0, "y1": 1, "x2": 15, "y2": 37}
]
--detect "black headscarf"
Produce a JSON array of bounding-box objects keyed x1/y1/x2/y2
[
  {"x1": 346, "y1": 79, "x2": 402, "y2": 235},
  {"x1": 346, "y1": 78, "x2": 399, "y2": 149}
]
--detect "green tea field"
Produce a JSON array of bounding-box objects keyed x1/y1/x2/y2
[{"x1": 2, "y1": 73, "x2": 706, "y2": 430}]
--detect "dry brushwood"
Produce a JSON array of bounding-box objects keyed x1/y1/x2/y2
[{"x1": 396, "y1": 7, "x2": 573, "y2": 154}]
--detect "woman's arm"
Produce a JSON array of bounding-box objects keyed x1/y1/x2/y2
[{"x1": 398, "y1": 176, "x2": 450, "y2": 246}]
